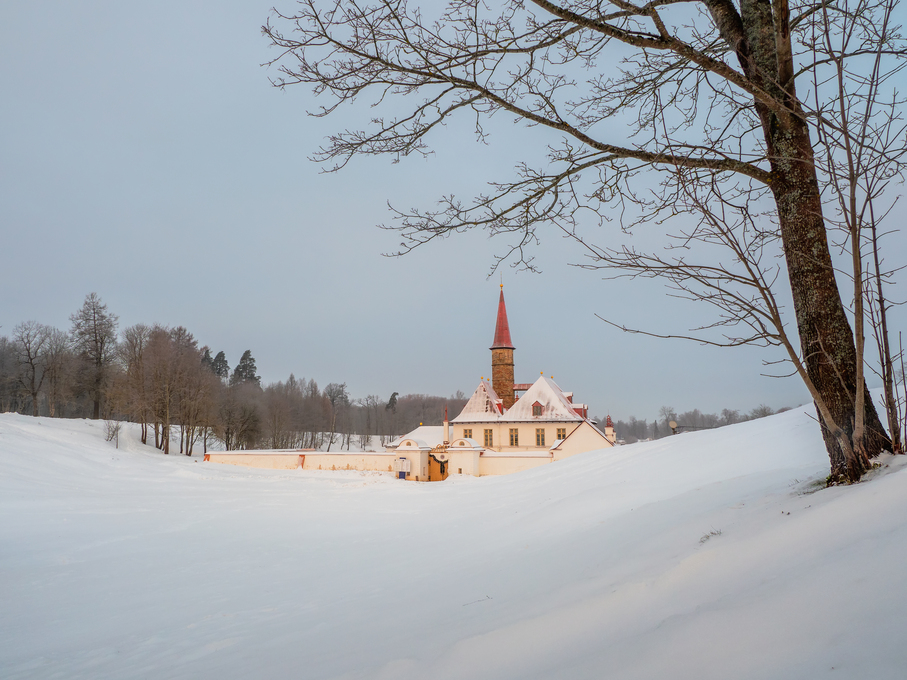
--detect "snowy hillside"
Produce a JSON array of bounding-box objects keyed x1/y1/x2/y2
[{"x1": 1, "y1": 408, "x2": 905, "y2": 679}]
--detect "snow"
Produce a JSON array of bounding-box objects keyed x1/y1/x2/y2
[{"x1": 2, "y1": 407, "x2": 907, "y2": 679}]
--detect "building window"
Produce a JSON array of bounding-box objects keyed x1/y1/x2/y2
[
  {"x1": 509, "y1": 428, "x2": 519, "y2": 446},
  {"x1": 484, "y1": 429, "x2": 493, "y2": 447},
  {"x1": 557, "y1": 427, "x2": 567, "y2": 441},
  {"x1": 532, "y1": 402, "x2": 542, "y2": 416},
  {"x1": 463, "y1": 429, "x2": 472, "y2": 439},
  {"x1": 536, "y1": 428, "x2": 545, "y2": 447}
]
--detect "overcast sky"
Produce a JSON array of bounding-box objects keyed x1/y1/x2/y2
[{"x1": 2, "y1": 1, "x2": 903, "y2": 421}]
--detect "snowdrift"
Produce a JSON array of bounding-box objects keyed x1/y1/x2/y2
[{"x1": 1, "y1": 407, "x2": 905, "y2": 679}]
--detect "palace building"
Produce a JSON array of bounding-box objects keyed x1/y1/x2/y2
[
  {"x1": 206, "y1": 287, "x2": 615, "y2": 479},
  {"x1": 383, "y1": 287, "x2": 615, "y2": 480}
]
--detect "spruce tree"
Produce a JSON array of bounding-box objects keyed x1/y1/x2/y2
[
  {"x1": 230, "y1": 350, "x2": 260, "y2": 387},
  {"x1": 211, "y1": 351, "x2": 230, "y2": 381}
]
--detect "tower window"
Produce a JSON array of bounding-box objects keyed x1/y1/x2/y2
[
  {"x1": 536, "y1": 428, "x2": 545, "y2": 447},
  {"x1": 484, "y1": 429, "x2": 493, "y2": 447},
  {"x1": 509, "y1": 428, "x2": 519, "y2": 446}
]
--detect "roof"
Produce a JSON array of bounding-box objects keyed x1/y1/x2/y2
[
  {"x1": 490, "y1": 288, "x2": 515, "y2": 350},
  {"x1": 386, "y1": 426, "x2": 445, "y2": 449},
  {"x1": 453, "y1": 375, "x2": 585, "y2": 424},
  {"x1": 504, "y1": 376, "x2": 585, "y2": 422},
  {"x1": 451, "y1": 380, "x2": 504, "y2": 423}
]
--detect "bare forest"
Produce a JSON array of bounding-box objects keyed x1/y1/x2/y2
[{"x1": 0, "y1": 294, "x2": 467, "y2": 454}]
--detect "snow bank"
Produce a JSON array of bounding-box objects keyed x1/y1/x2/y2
[{"x1": 1, "y1": 407, "x2": 905, "y2": 679}]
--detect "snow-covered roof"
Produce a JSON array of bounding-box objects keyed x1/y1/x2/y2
[
  {"x1": 451, "y1": 380, "x2": 503, "y2": 423},
  {"x1": 448, "y1": 437, "x2": 483, "y2": 451},
  {"x1": 386, "y1": 426, "x2": 445, "y2": 449},
  {"x1": 503, "y1": 376, "x2": 584, "y2": 422}
]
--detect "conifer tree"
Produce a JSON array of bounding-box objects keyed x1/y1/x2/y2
[
  {"x1": 230, "y1": 350, "x2": 261, "y2": 388},
  {"x1": 211, "y1": 351, "x2": 230, "y2": 381}
]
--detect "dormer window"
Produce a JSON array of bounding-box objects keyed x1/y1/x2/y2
[{"x1": 532, "y1": 401, "x2": 543, "y2": 416}]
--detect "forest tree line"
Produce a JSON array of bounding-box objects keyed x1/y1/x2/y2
[
  {"x1": 609, "y1": 404, "x2": 790, "y2": 445},
  {"x1": 0, "y1": 294, "x2": 467, "y2": 454},
  {"x1": 3, "y1": 293, "x2": 803, "y2": 453}
]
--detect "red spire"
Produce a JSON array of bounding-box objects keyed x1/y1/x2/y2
[{"x1": 490, "y1": 286, "x2": 515, "y2": 349}]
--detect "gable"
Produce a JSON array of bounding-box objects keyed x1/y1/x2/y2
[
  {"x1": 504, "y1": 376, "x2": 584, "y2": 422},
  {"x1": 452, "y1": 380, "x2": 503, "y2": 422}
]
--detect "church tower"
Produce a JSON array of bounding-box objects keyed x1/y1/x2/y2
[{"x1": 490, "y1": 286, "x2": 516, "y2": 410}]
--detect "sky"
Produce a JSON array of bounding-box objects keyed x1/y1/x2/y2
[{"x1": 1, "y1": 1, "x2": 903, "y2": 421}]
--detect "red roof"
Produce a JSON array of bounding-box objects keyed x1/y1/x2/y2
[{"x1": 490, "y1": 289, "x2": 515, "y2": 349}]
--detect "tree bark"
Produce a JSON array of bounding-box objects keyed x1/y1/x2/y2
[
  {"x1": 766, "y1": 111, "x2": 889, "y2": 481},
  {"x1": 722, "y1": 0, "x2": 891, "y2": 481}
]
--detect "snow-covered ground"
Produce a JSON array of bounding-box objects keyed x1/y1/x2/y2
[{"x1": 1, "y1": 407, "x2": 905, "y2": 679}]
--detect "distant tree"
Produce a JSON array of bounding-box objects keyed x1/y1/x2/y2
[
  {"x1": 119, "y1": 324, "x2": 152, "y2": 444},
  {"x1": 42, "y1": 327, "x2": 73, "y2": 418},
  {"x1": 262, "y1": 376, "x2": 306, "y2": 449},
  {"x1": 170, "y1": 326, "x2": 212, "y2": 455},
  {"x1": 749, "y1": 404, "x2": 775, "y2": 420},
  {"x1": 215, "y1": 383, "x2": 262, "y2": 450},
  {"x1": 211, "y1": 351, "x2": 230, "y2": 381},
  {"x1": 324, "y1": 382, "x2": 349, "y2": 452},
  {"x1": 201, "y1": 347, "x2": 214, "y2": 372},
  {"x1": 12, "y1": 321, "x2": 49, "y2": 416},
  {"x1": 70, "y1": 293, "x2": 118, "y2": 419},
  {"x1": 230, "y1": 350, "x2": 261, "y2": 388},
  {"x1": 145, "y1": 326, "x2": 177, "y2": 453},
  {"x1": 0, "y1": 336, "x2": 20, "y2": 413}
]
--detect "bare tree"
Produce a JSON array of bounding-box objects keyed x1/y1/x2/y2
[
  {"x1": 0, "y1": 336, "x2": 19, "y2": 413},
  {"x1": 323, "y1": 382, "x2": 349, "y2": 452},
  {"x1": 70, "y1": 293, "x2": 118, "y2": 420},
  {"x1": 42, "y1": 327, "x2": 73, "y2": 418},
  {"x1": 264, "y1": 0, "x2": 902, "y2": 481},
  {"x1": 12, "y1": 321, "x2": 49, "y2": 416},
  {"x1": 215, "y1": 383, "x2": 262, "y2": 450},
  {"x1": 120, "y1": 324, "x2": 152, "y2": 444},
  {"x1": 808, "y1": 0, "x2": 907, "y2": 455},
  {"x1": 145, "y1": 326, "x2": 177, "y2": 453}
]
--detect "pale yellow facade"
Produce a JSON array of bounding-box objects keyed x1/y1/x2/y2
[
  {"x1": 477, "y1": 454, "x2": 552, "y2": 476},
  {"x1": 452, "y1": 421, "x2": 584, "y2": 453},
  {"x1": 205, "y1": 449, "x2": 434, "y2": 480}
]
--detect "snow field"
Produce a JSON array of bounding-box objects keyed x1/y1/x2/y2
[{"x1": 1, "y1": 408, "x2": 906, "y2": 679}]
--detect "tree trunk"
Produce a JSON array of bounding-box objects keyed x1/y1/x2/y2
[{"x1": 767, "y1": 113, "x2": 889, "y2": 481}]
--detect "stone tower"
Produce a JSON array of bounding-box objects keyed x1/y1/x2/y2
[{"x1": 490, "y1": 286, "x2": 516, "y2": 410}]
